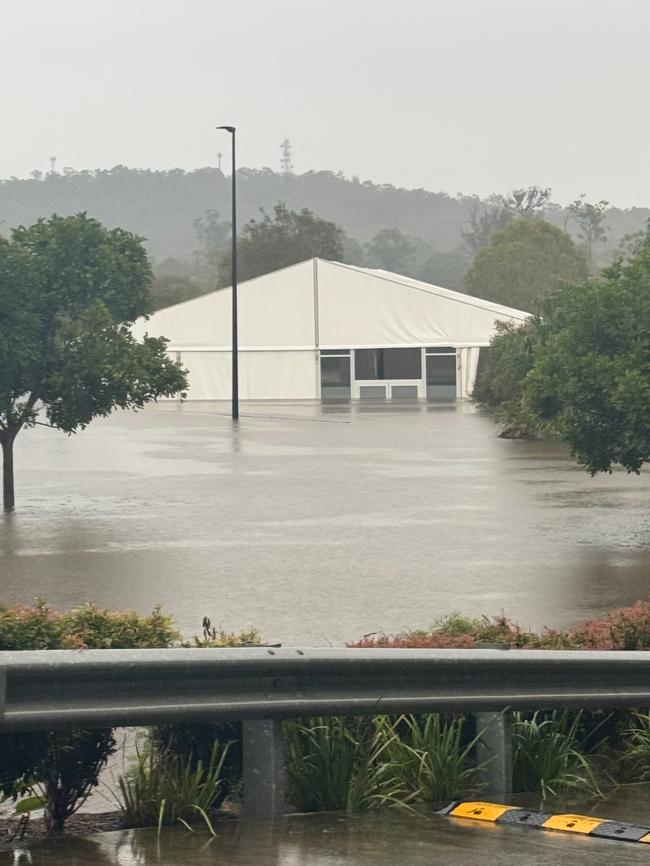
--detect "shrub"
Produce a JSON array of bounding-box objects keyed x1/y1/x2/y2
[
  {"x1": 348, "y1": 602, "x2": 650, "y2": 652},
  {"x1": 284, "y1": 716, "x2": 407, "y2": 813},
  {"x1": 566, "y1": 601, "x2": 650, "y2": 650},
  {"x1": 621, "y1": 713, "x2": 650, "y2": 782},
  {"x1": 0, "y1": 600, "x2": 178, "y2": 833},
  {"x1": 191, "y1": 627, "x2": 262, "y2": 648},
  {"x1": 512, "y1": 711, "x2": 601, "y2": 800},
  {"x1": 378, "y1": 714, "x2": 483, "y2": 803},
  {"x1": 0, "y1": 600, "x2": 178, "y2": 650},
  {"x1": 348, "y1": 613, "x2": 536, "y2": 650},
  {"x1": 151, "y1": 723, "x2": 242, "y2": 806},
  {"x1": 118, "y1": 740, "x2": 229, "y2": 833}
]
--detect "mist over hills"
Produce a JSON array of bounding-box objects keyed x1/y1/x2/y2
[{"x1": 1, "y1": 166, "x2": 648, "y2": 288}]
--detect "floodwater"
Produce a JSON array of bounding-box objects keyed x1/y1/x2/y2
[
  {"x1": 6, "y1": 788, "x2": 650, "y2": 866},
  {"x1": 1, "y1": 401, "x2": 649, "y2": 645}
]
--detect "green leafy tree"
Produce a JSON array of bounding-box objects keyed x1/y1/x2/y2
[
  {"x1": 472, "y1": 319, "x2": 545, "y2": 437},
  {"x1": 0, "y1": 214, "x2": 187, "y2": 511},
  {"x1": 464, "y1": 219, "x2": 588, "y2": 311},
  {"x1": 524, "y1": 227, "x2": 650, "y2": 474},
  {"x1": 365, "y1": 228, "x2": 417, "y2": 272},
  {"x1": 218, "y1": 203, "x2": 344, "y2": 284}
]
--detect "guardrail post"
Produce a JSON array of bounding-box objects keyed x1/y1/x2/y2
[
  {"x1": 243, "y1": 719, "x2": 285, "y2": 818},
  {"x1": 475, "y1": 711, "x2": 512, "y2": 796}
]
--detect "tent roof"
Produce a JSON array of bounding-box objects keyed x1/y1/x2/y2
[
  {"x1": 152, "y1": 258, "x2": 531, "y2": 322},
  {"x1": 336, "y1": 261, "x2": 531, "y2": 321},
  {"x1": 134, "y1": 258, "x2": 530, "y2": 350}
]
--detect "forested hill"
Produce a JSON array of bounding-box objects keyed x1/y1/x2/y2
[
  {"x1": 0, "y1": 166, "x2": 478, "y2": 261},
  {"x1": 1, "y1": 165, "x2": 648, "y2": 277}
]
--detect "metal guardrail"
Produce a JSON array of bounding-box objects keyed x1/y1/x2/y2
[
  {"x1": 2, "y1": 647, "x2": 650, "y2": 730},
  {"x1": 2, "y1": 647, "x2": 650, "y2": 817}
]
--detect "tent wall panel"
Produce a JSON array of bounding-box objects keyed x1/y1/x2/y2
[
  {"x1": 240, "y1": 351, "x2": 317, "y2": 400},
  {"x1": 180, "y1": 352, "x2": 231, "y2": 400},
  {"x1": 178, "y1": 351, "x2": 317, "y2": 400},
  {"x1": 458, "y1": 347, "x2": 481, "y2": 399}
]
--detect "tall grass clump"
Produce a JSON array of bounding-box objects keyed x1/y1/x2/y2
[
  {"x1": 512, "y1": 710, "x2": 601, "y2": 800},
  {"x1": 284, "y1": 717, "x2": 408, "y2": 813},
  {"x1": 379, "y1": 714, "x2": 483, "y2": 803},
  {"x1": 621, "y1": 713, "x2": 650, "y2": 782},
  {"x1": 117, "y1": 740, "x2": 229, "y2": 834}
]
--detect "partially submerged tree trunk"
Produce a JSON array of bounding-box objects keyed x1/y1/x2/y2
[
  {"x1": 43, "y1": 783, "x2": 68, "y2": 834},
  {"x1": 1, "y1": 430, "x2": 16, "y2": 512}
]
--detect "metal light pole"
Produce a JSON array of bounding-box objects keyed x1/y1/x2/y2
[{"x1": 217, "y1": 125, "x2": 238, "y2": 420}]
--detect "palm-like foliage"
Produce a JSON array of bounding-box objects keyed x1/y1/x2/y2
[
  {"x1": 512, "y1": 711, "x2": 601, "y2": 800},
  {"x1": 378, "y1": 714, "x2": 483, "y2": 803},
  {"x1": 284, "y1": 717, "x2": 408, "y2": 812},
  {"x1": 117, "y1": 740, "x2": 229, "y2": 834}
]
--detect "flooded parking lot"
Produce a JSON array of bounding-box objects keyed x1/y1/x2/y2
[{"x1": 1, "y1": 401, "x2": 649, "y2": 644}]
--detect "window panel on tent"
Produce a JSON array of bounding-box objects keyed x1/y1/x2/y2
[{"x1": 354, "y1": 348, "x2": 421, "y2": 380}]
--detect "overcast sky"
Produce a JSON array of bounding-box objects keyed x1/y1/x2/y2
[{"x1": 2, "y1": 0, "x2": 649, "y2": 207}]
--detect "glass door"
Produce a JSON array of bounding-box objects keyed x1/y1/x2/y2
[
  {"x1": 320, "y1": 350, "x2": 351, "y2": 401},
  {"x1": 425, "y1": 348, "x2": 457, "y2": 399}
]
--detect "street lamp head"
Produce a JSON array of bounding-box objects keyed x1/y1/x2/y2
[{"x1": 217, "y1": 125, "x2": 236, "y2": 133}]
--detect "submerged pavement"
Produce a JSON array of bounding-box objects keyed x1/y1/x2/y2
[
  {"x1": 2, "y1": 401, "x2": 650, "y2": 643},
  {"x1": 6, "y1": 804, "x2": 650, "y2": 866}
]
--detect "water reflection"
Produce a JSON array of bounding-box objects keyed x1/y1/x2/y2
[
  {"x1": 1, "y1": 402, "x2": 649, "y2": 643},
  {"x1": 8, "y1": 795, "x2": 650, "y2": 866}
]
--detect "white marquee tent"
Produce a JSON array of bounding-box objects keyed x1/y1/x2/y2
[{"x1": 132, "y1": 258, "x2": 530, "y2": 402}]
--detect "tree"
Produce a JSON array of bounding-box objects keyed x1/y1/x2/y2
[
  {"x1": 365, "y1": 228, "x2": 417, "y2": 272},
  {"x1": 524, "y1": 225, "x2": 650, "y2": 474},
  {"x1": 461, "y1": 187, "x2": 552, "y2": 255},
  {"x1": 416, "y1": 248, "x2": 473, "y2": 290},
  {"x1": 193, "y1": 209, "x2": 230, "y2": 283},
  {"x1": 464, "y1": 219, "x2": 589, "y2": 311},
  {"x1": 461, "y1": 200, "x2": 511, "y2": 254},
  {"x1": 0, "y1": 214, "x2": 187, "y2": 511},
  {"x1": 472, "y1": 319, "x2": 542, "y2": 437},
  {"x1": 567, "y1": 194, "x2": 609, "y2": 272},
  {"x1": 218, "y1": 203, "x2": 344, "y2": 284},
  {"x1": 499, "y1": 186, "x2": 552, "y2": 219},
  {"x1": 151, "y1": 273, "x2": 206, "y2": 309}
]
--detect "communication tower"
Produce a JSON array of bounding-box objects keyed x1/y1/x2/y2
[{"x1": 280, "y1": 139, "x2": 293, "y2": 175}]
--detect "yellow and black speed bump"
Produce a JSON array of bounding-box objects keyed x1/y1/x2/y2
[
  {"x1": 590, "y1": 822, "x2": 650, "y2": 842},
  {"x1": 496, "y1": 808, "x2": 553, "y2": 827},
  {"x1": 441, "y1": 801, "x2": 650, "y2": 845}
]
